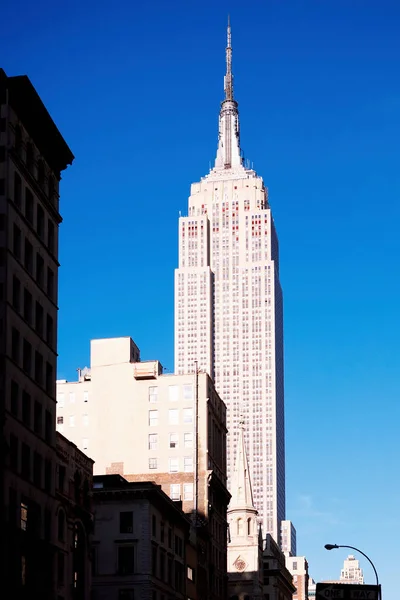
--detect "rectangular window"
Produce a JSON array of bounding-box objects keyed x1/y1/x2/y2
[
  {"x1": 183, "y1": 483, "x2": 193, "y2": 501},
  {"x1": 58, "y1": 465, "x2": 66, "y2": 493},
  {"x1": 57, "y1": 416, "x2": 63, "y2": 425},
  {"x1": 120, "y1": 511, "x2": 133, "y2": 534},
  {"x1": 44, "y1": 459, "x2": 52, "y2": 492},
  {"x1": 34, "y1": 401, "x2": 42, "y2": 435},
  {"x1": 36, "y1": 254, "x2": 44, "y2": 288},
  {"x1": 69, "y1": 415, "x2": 75, "y2": 427},
  {"x1": 149, "y1": 457, "x2": 157, "y2": 469},
  {"x1": 169, "y1": 432, "x2": 179, "y2": 448},
  {"x1": 184, "y1": 457, "x2": 193, "y2": 472},
  {"x1": 184, "y1": 432, "x2": 193, "y2": 448},
  {"x1": 168, "y1": 385, "x2": 179, "y2": 401},
  {"x1": 13, "y1": 224, "x2": 21, "y2": 259},
  {"x1": 24, "y1": 239, "x2": 33, "y2": 274},
  {"x1": 168, "y1": 409, "x2": 179, "y2": 425},
  {"x1": 148, "y1": 386, "x2": 158, "y2": 403},
  {"x1": 20, "y1": 501, "x2": 28, "y2": 530},
  {"x1": 33, "y1": 451, "x2": 42, "y2": 487},
  {"x1": 47, "y1": 220, "x2": 55, "y2": 255},
  {"x1": 11, "y1": 327, "x2": 20, "y2": 362},
  {"x1": 25, "y1": 188, "x2": 34, "y2": 223},
  {"x1": 23, "y1": 289, "x2": 32, "y2": 324},
  {"x1": 35, "y1": 302, "x2": 43, "y2": 336},
  {"x1": 12, "y1": 276, "x2": 20, "y2": 311},
  {"x1": 14, "y1": 172, "x2": 22, "y2": 208},
  {"x1": 10, "y1": 434, "x2": 18, "y2": 470},
  {"x1": 118, "y1": 546, "x2": 135, "y2": 575},
  {"x1": 183, "y1": 384, "x2": 193, "y2": 400},
  {"x1": 22, "y1": 391, "x2": 31, "y2": 426},
  {"x1": 83, "y1": 413, "x2": 89, "y2": 426},
  {"x1": 35, "y1": 351, "x2": 43, "y2": 385},
  {"x1": 83, "y1": 438, "x2": 89, "y2": 450},
  {"x1": 37, "y1": 204, "x2": 44, "y2": 238},
  {"x1": 45, "y1": 410, "x2": 52, "y2": 443},
  {"x1": 57, "y1": 393, "x2": 64, "y2": 407},
  {"x1": 46, "y1": 362, "x2": 53, "y2": 394},
  {"x1": 83, "y1": 390, "x2": 89, "y2": 402},
  {"x1": 46, "y1": 314, "x2": 53, "y2": 346},
  {"x1": 183, "y1": 408, "x2": 193, "y2": 423},
  {"x1": 148, "y1": 433, "x2": 157, "y2": 450},
  {"x1": 170, "y1": 484, "x2": 180, "y2": 500},
  {"x1": 47, "y1": 267, "x2": 54, "y2": 299},
  {"x1": 149, "y1": 410, "x2": 158, "y2": 426},
  {"x1": 169, "y1": 458, "x2": 179, "y2": 473},
  {"x1": 21, "y1": 444, "x2": 31, "y2": 479},
  {"x1": 69, "y1": 392, "x2": 75, "y2": 403},
  {"x1": 11, "y1": 380, "x2": 19, "y2": 417}
]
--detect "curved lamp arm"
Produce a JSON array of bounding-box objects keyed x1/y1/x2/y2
[{"x1": 324, "y1": 544, "x2": 379, "y2": 587}]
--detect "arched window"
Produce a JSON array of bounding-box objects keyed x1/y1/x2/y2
[
  {"x1": 26, "y1": 142, "x2": 34, "y2": 173},
  {"x1": 58, "y1": 509, "x2": 65, "y2": 542},
  {"x1": 247, "y1": 518, "x2": 251, "y2": 535},
  {"x1": 237, "y1": 518, "x2": 243, "y2": 535}
]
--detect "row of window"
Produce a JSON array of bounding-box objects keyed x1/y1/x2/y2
[
  {"x1": 149, "y1": 408, "x2": 193, "y2": 426},
  {"x1": 12, "y1": 275, "x2": 54, "y2": 347},
  {"x1": 11, "y1": 327, "x2": 54, "y2": 394},
  {"x1": 13, "y1": 172, "x2": 56, "y2": 253},
  {"x1": 10, "y1": 379, "x2": 53, "y2": 440},
  {"x1": 13, "y1": 223, "x2": 55, "y2": 300},
  {"x1": 57, "y1": 390, "x2": 89, "y2": 406},
  {"x1": 8, "y1": 433, "x2": 52, "y2": 491},
  {"x1": 148, "y1": 384, "x2": 193, "y2": 402},
  {"x1": 149, "y1": 457, "x2": 193, "y2": 474},
  {"x1": 148, "y1": 431, "x2": 193, "y2": 450}
]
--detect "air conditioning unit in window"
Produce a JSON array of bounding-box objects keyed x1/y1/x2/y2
[{"x1": 127, "y1": 526, "x2": 133, "y2": 533}]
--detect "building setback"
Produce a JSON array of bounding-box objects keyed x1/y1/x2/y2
[
  {"x1": 0, "y1": 68, "x2": 75, "y2": 599},
  {"x1": 174, "y1": 21, "x2": 285, "y2": 540}
]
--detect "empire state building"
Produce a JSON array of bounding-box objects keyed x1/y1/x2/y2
[{"x1": 174, "y1": 22, "x2": 285, "y2": 541}]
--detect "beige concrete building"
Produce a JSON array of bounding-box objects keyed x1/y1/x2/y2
[
  {"x1": 174, "y1": 21, "x2": 285, "y2": 540},
  {"x1": 285, "y1": 556, "x2": 309, "y2": 600},
  {"x1": 92, "y1": 475, "x2": 190, "y2": 600},
  {"x1": 57, "y1": 336, "x2": 230, "y2": 600},
  {"x1": 0, "y1": 68, "x2": 74, "y2": 598}
]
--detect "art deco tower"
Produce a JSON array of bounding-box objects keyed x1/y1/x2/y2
[{"x1": 174, "y1": 22, "x2": 285, "y2": 540}]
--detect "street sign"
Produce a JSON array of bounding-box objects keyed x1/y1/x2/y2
[{"x1": 316, "y1": 584, "x2": 380, "y2": 600}]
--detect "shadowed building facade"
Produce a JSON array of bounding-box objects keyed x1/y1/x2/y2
[{"x1": 0, "y1": 68, "x2": 75, "y2": 599}]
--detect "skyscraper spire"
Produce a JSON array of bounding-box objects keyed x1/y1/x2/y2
[
  {"x1": 214, "y1": 18, "x2": 243, "y2": 172},
  {"x1": 229, "y1": 417, "x2": 256, "y2": 511},
  {"x1": 225, "y1": 15, "x2": 233, "y2": 101}
]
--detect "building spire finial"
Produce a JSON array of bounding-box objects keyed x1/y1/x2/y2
[
  {"x1": 225, "y1": 15, "x2": 233, "y2": 101},
  {"x1": 228, "y1": 417, "x2": 257, "y2": 512}
]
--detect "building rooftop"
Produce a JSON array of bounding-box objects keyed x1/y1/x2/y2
[{"x1": 0, "y1": 68, "x2": 74, "y2": 174}]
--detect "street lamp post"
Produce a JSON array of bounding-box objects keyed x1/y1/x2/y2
[{"x1": 324, "y1": 544, "x2": 381, "y2": 599}]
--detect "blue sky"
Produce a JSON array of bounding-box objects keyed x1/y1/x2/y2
[{"x1": 3, "y1": 0, "x2": 399, "y2": 593}]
